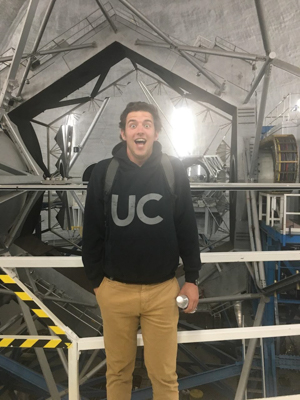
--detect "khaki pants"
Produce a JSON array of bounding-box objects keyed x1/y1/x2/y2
[{"x1": 96, "y1": 277, "x2": 180, "y2": 400}]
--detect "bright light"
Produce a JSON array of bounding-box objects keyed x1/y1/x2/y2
[
  {"x1": 171, "y1": 107, "x2": 196, "y2": 157},
  {"x1": 297, "y1": 99, "x2": 300, "y2": 107},
  {"x1": 66, "y1": 114, "x2": 76, "y2": 127}
]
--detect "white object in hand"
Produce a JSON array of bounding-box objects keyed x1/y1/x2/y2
[{"x1": 176, "y1": 295, "x2": 196, "y2": 313}]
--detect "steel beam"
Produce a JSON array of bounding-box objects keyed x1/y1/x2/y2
[
  {"x1": 68, "y1": 342, "x2": 80, "y2": 400},
  {"x1": 17, "y1": 298, "x2": 61, "y2": 399},
  {"x1": 91, "y1": 67, "x2": 110, "y2": 98},
  {"x1": 135, "y1": 39, "x2": 266, "y2": 61},
  {"x1": 197, "y1": 293, "x2": 263, "y2": 304},
  {"x1": 130, "y1": 363, "x2": 242, "y2": 399},
  {"x1": 0, "y1": 43, "x2": 96, "y2": 63},
  {"x1": 249, "y1": 64, "x2": 272, "y2": 178},
  {"x1": 235, "y1": 298, "x2": 266, "y2": 400},
  {"x1": 94, "y1": 0, "x2": 117, "y2": 33},
  {"x1": 243, "y1": 52, "x2": 275, "y2": 104},
  {"x1": 49, "y1": 328, "x2": 68, "y2": 374},
  {"x1": 2, "y1": 251, "x2": 300, "y2": 269},
  {"x1": 178, "y1": 344, "x2": 235, "y2": 398},
  {"x1": 17, "y1": 0, "x2": 57, "y2": 97},
  {"x1": 254, "y1": 0, "x2": 272, "y2": 55},
  {"x1": 0, "y1": 354, "x2": 66, "y2": 394},
  {"x1": 69, "y1": 97, "x2": 110, "y2": 170},
  {"x1": 118, "y1": 0, "x2": 223, "y2": 90},
  {"x1": 1, "y1": 114, "x2": 42, "y2": 175},
  {"x1": 4, "y1": 191, "x2": 42, "y2": 248},
  {"x1": 273, "y1": 58, "x2": 300, "y2": 78},
  {"x1": 3, "y1": 182, "x2": 300, "y2": 191},
  {"x1": 38, "y1": 42, "x2": 96, "y2": 55},
  {"x1": 70, "y1": 191, "x2": 85, "y2": 214},
  {"x1": 0, "y1": 191, "x2": 27, "y2": 205},
  {"x1": 0, "y1": 313, "x2": 22, "y2": 333},
  {"x1": 78, "y1": 323, "x2": 300, "y2": 351},
  {"x1": 0, "y1": 0, "x2": 39, "y2": 110},
  {"x1": 79, "y1": 349, "x2": 101, "y2": 379},
  {"x1": 95, "y1": 69, "x2": 135, "y2": 97}
]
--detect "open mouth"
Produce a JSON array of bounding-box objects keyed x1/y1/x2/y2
[{"x1": 134, "y1": 138, "x2": 146, "y2": 147}]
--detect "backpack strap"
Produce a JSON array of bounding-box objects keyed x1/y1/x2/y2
[
  {"x1": 104, "y1": 158, "x2": 119, "y2": 218},
  {"x1": 161, "y1": 153, "x2": 175, "y2": 196},
  {"x1": 104, "y1": 158, "x2": 119, "y2": 197}
]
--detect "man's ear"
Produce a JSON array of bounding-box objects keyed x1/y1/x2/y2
[
  {"x1": 120, "y1": 130, "x2": 126, "y2": 141},
  {"x1": 155, "y1": 131, "x2": 159, "y2": 141}
]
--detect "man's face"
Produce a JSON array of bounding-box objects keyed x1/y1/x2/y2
[{"x1": 121, "y1": 111, "x2": 159, "y2": 166}]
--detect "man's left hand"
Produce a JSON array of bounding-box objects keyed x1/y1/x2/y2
[{"x1": 178, "y1": 282, "x2": 199, "y2": 313}]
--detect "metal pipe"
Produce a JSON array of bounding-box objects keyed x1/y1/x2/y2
[
  {"x1": 0, "y1": 43, "x2": 96, "y2": 63},
  {"x1": 38, "y1": 42, "x2": 96, "y2": 55},
  {"x1": 48, "y1": 355, "x2": 106, "y2": 399},
  {"x1": 179, "y1": 50, "x2": 224, "y2": 90},
  {"x1": 94, "y1": 0, "x2": 117, "y2": 33},
  {"x1": 245, "y1": 148, "x2": 267, "y2": 288},
  {"x1": 50, "y1": 229, "x2": 82, "y2": 250},
  {"x1": 49, "y1": 328, "x2": 68, "y2": 374},
  {"x1": 18, "y1": 297, "x2": 61, "y2": 399},
  {"x1": 118, "y1": 0, "x2": 223, "y2": 90},
  {"x1": 0, "y1": 313, "x2": 22, "y2": 333},
  {"x1": 135, "y1": 39, "x2": 266, "y2": 62},
  {"x1": 243, "y1": 52, "x2": 275, "y2": 104},
  {"x1": 272, "y1": 58, "x2": 300, "y2": 78},
  {"x1": 43, "y1": 295, "x2": 96, "y2": 308},
  {"x1": 249, "y1": 64, "x2": 272, "y2": 178},
  {"x1": 197, "y1": 293, "x2": 262, "y2": 304},
  {"x1": 70, "y1": 191, "x2": 85, "y2": 214},
  {"x1": 0, "y1": 191, "x2": 27, "y2": 205},
  {"x1": 4, "y1": 192, "x2": 41, "y2": 248},
  {"x1": 0, "y1": 0, "x2": 39, "y2": 108},
  {"x1": 79, "y1": 357, "x2": 106, "y2": 384},
  {"x1": 243, "y1": 150, "x2": 261, "y2": 287},
  {"x1": 234, "y1": 301, "x2": 243, "y2": 327},
  {"x1": 17, "y1": 0, "x2": 57, "y2": 97},
  {"x1": 2, "y1": 114, "x2": 42, "y2": 175},
  {"x1": 254, "y1": 0, "x2": 272, "y2": 55},
  {"x1": 234, "y1": 298, "x2": 266, "y2": 400},
  {"x1": 68, "y1": 341, "x2": 80, "y2": 400},
  {"x1": 79, "y1": 349, "x2": 101, "y2": 379},
  {"x1": 69, "y1": 97, "x2": 110, "y2": 170},
  {"x1": 4, "y1": 182, "x2": 300, "y2": 192},
  {"x1": 95, "y1": 69, "x2": 135, "y2": 97}
]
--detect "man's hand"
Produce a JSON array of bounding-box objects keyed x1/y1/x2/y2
[
  {"x1": 93, "y1": 287, "x2": 98, "y2": 295},
  {"x1": 178, "y1": 282, "x2": 199, "y2": 313}
]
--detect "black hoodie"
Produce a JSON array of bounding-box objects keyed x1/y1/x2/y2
[{"x1": 82, "y1": 141, "x2": 201, "y2": 288}]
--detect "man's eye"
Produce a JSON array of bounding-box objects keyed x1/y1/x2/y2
[
  {"x1": 130, "y1": 124, "x2": 136, "y2": 128},
  {"x1": 144, "y1": 124, "x2": 151, "y2": 128}
]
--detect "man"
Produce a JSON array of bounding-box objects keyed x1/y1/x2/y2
[{"x1": 82, "y1": 102, "x2": 201, "y2": 400}]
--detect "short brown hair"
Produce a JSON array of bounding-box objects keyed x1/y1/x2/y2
[{"x1": 119, "y1": 102, "x2": 162, "y2": 132}]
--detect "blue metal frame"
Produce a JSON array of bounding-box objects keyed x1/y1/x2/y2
[
  {"x1": 260, "y1": 219, "x2": 300, "y2": 397},
  {"x1": 0, "y1": 354, "x2": 85, "y2": 400},
  {"x1": 126, "y1": 363, "x2": 243, "y2": 400},
  {"x1": 260, "y1": 220, "x2": 300, "y2": 246}
]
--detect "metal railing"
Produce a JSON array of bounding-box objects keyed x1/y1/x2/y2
[
  {"x1": 1, "y1": 251, "x2": 300, "y2": 399},
  {"x1": 259, "y1": 192, "x2": 300, "y2": 234},
  {"x1": 264, "y1": 93, "x2": 300, "y2": 127}
]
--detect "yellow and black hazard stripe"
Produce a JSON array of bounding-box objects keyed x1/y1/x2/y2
[
  {"x1": 0, "y1": 273, "x2": 72, "y2": 348},
  {"x1": 0, "y1": 337, "x2": 66, "y2": 348}
]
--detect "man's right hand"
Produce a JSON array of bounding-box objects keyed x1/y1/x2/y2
[{"x1": 94, "y1": 287, "x2": 98, "y2": 295}]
